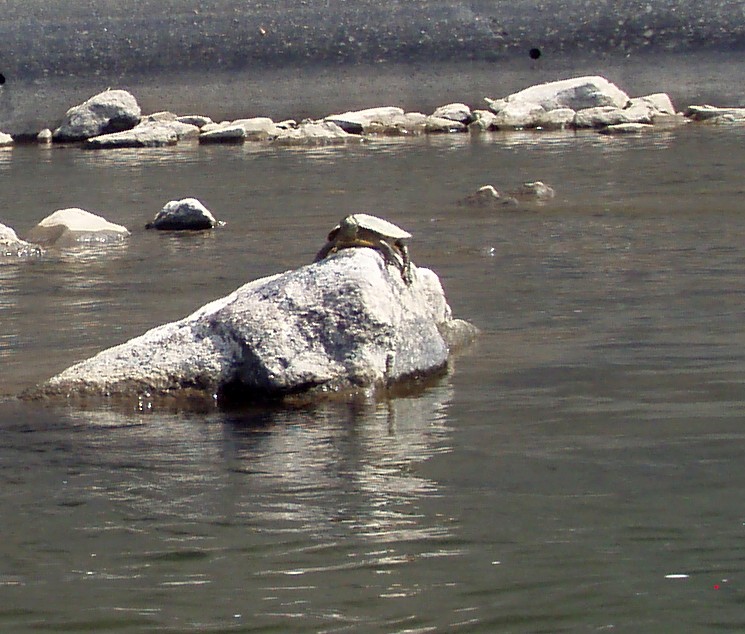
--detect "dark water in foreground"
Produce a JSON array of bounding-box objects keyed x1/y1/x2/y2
[{"x1": 3, "y1": 120, "x2": 745, "y2": 631}]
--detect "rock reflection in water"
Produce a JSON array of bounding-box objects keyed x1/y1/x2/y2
[{"x1": 0, "y1": 381, "x2": 459, "y2": 630}]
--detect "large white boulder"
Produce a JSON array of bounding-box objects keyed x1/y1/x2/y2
[
  {"x1": 505, "y1": 76, "x2": 630, "y2": 111},
  {"x1": 53, "y1": 89, "x2": 142, "y2": 142},
  {"x1": 25, "y1": 208, "x2": 130, "y2": 247},
  {"x1": 28, "y1": 248, "x2": 477, "y2": 407}
]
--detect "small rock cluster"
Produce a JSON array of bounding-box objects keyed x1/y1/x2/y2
[
  {"x1": 3, "y1": 74, "x2": 745, "y2": 150},
  {"x1": 0, "y1": 197, "x2": 223, "y2": 262}
]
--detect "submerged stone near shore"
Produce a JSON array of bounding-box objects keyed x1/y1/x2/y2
[
  {"x1": 27, "y1": 248, "x2": 477, "y2": 407},
  {"x1": 53, "y1": 89, "x2": 142, "y2": 143},
  {"x1": 146, "y1": 198, "x2": 221, "y2": 230},
  {"x1": 1, "y1": 223, "x2": 43, "y2": 258},
  {"x1": 25, "y1": 208, "x2": 130, "y2": 247}
]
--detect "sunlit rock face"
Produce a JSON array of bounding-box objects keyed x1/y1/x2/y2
[
  {"x1": 27, "y1": 248, "x2": 477, "y2": 407},
  {"x1": 25, "y1": 208, "x2": 130, "y2": 247}
]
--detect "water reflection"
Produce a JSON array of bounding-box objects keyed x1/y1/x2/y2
[{"x1": 0, "y1": 380, "x2": 459, "y2": 631}]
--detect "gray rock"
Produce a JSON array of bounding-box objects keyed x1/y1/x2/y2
[
  {"x1": 458, "y1": 185, "x2": 517, "y2": 208},
  {"x1": 27, "y1": 248, "x2": 477, "y2": 406},
  {"x1": 231, "y1": 117, "x2": 280, "y2": 140},
  {"x1": 273, "y1": 120, "x2": 361, "y2": 145},
  {"x1": 432, "y1": 102, "x2": 473, "y2": 124},
  {"x1": 199, "y1": 124, "x2": 247, "y2": 144},
  {"x1": 492, "y1": 101, "x2": 544, "y2": 129},
  {"x1": 509, "y1": 181, "x2": 555, "y2": 201},
  {"x1": 325, "y1": 106, "x2": 405, "y2": 133},
  {"x1": 534, "y1": 108, "x2": 576, "y2": 130},
  {"x1": 631, "y1": 93, "x2": 676, "y2": 116},
  {"x1": 468, "y1": 110, "x2": 498, "y2": 131},
  {"x1": 0, "y1": 131, "x2": 13, "y2": 146},
  {"x1": 424, "y1": 115, "x2": 467, "y2": 133},
  {"x1": 142, "y1": 111, "x2": 178, "y2": 123},
  {"x1": 685, "y1": 105, "x2": 745, "y2": 123},
  {"x1": 37, "y1": 128, "x2": 53, "y2": 144},
  {"x1": 85, "y1": 121, "x2": 188, "y2": 149},
  {"x1": 573, "y1": 104, "x2": 653, "y2": 128},
  {"x1": 53, "y1": 89, "x2": 141, "y2": 142},
  {"x1": 25, "y1": 208, "x2": 130, "y2": 247},
  {"x1": 1, "y1": 223, "x2": 43, "y2": 258},
  {"x1": 177, "y1": 115, "x2": 214, "y2": 128},
  {"x1": 598, "y1": 123, "x2": 656, "y2": 135},
  {"x1": 505, "y1": 76, "x2": 630, "y2": 111},
  {"x1": 364, "y1": 112, "x2": 427, "y2": 136},
  {"x1": 146, "y1": 198, "x2": 221, "y2": 231}
]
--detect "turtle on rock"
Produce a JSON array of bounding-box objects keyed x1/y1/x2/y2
[{"x1": 314, "y1": 213, "x2": 413, "y2": 284}]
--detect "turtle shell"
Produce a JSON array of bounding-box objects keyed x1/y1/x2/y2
[{"x1": 331, "y1": 213, "x2": 411, "y2": 241}]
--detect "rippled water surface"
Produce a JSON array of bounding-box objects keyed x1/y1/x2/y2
[{"x1": 3, "y1": 111, "x2": 745, "y2": 631}]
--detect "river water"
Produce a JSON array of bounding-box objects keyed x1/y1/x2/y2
[{"x1": 3, "y1": 67, "x2": 745, "y2": 631}]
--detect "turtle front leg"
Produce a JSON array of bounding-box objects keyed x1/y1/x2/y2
[{"x1": 314, "y1": 240, "x2": 337, "y2": 262}]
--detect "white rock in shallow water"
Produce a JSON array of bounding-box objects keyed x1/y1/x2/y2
[
  {"x1": 493, "y1": 101, "x2": 544, "y2": 129},
  {"x1": 0, "y1": 132, "x2": 13, "y2": 146},
  {"x1": 432, "y1": 103, "x2": 473, "y2": 123},
  {"x1": 85, "y1": 121, "x2": 189, "y2": 148},
  {"x1": 1, "y1": 223, "x2": 43, "y2": 258},
  {"x1": 53, "y1": 89, "x2": 141, "y2": 142},
  {"x1": 27, "y1": 248, "x2": 478, "y2": 406},
  {"x1": 25, "y1": 208, "x2": 130, "y2": 247},
  {"x1": 273, "y1": 120, "x2": 361, "y2": 145},
  {"x1": 146, "y1": 198, "x2": 221, "y2": 230},
  {"x1": 505, "y1": 76, "x2": 630, "y2": 111},
  {"x1": 199, "y1": 124, "x2": 247, "y2": 144},
  {"x1": 325, "y1": 106, "x2": 406, "y2": 133}
]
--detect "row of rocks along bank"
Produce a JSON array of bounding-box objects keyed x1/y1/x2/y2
[{"x1": 0, "y1": 75, "x2": 743, "y2": 150}]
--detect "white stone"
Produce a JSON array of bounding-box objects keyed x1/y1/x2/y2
[
  {"x1": 0, "y1": 131, "x2": 13, "y2": 146},
  {"x1": 534, "y1": 108, "x2": 577, "y2": 130},
  {"x1": 198, "y1": 125, "x2": 247, "y2": 144},
  {"x1": 53, "y1": 89, "x2": 141, "y2": 142},
  {"x1": 273, "y1": 120, "x2": 361, "y2": 145},
  {"x1": 26, "y1": 208, "x2": 130, "y2": 247},
  {"x1": 493, "y1": 101, "x2": 544, "y2": 129},
  {"x1": 505, "y1": 76, "x2": 630, "y2": 111},
  {"x1": 29, "y1": 248, "x2": 477, "y2": 406},
  {"x1": 85, "y1": 121, "x2": 188, "y2": 148},
  {"x1": 231, "y1": 117, "x2": 280, "y2": 140},
  {"x1": 432, "y1": 102, "x2": 473, "y2": 123},
  {"x1": 424, "y1": 115, "x2": 467, "y2": 133}
]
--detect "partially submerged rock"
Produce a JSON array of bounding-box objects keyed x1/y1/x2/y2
[
  {"x1": 27, "y1": 248, "x2": 477, "y2": 407},
  {"x1": 273, "y1": 120, "x2": 361, "y2": 145},
  {"x1": 508, "y1": 181, "x2": 555, "y2": 201},
  {"x1": 598, "y1": 122, "x2": 655, "y2": 135},
  {"x1": 85, "y1": 120, "x2": 197, "y2": 149},
  {"x1": 53, "y1": 89, "x2": 141, "y2": 142},
  {"x1": 432, "y1": 103, "x2": 473, "y2": 124},
  {"x1": 25, "y1": 208, "x2": 130, "y2": 247},
  {"x1": 146, "y1": 198, "x2": 221, "y2": 230},
  {"x1": 1, "y1": 223, "x2": 43, "y2": 259},
  {"x1": 685, "y1": 105, "x2": 745, "y2": 123},
  {"x1": 0, "y1": 132, "x2": 13, "y2": 146},
  {"x1": 199, "y1": 124, "x2": 247, "y2": 144},
  {"x1": 458, "y1": 185, "x2": 517, "y2": 208}
]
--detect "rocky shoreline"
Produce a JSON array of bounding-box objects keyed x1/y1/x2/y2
[{"x1": 0, "y1": 74, "x2": 741, "y2": 151}]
